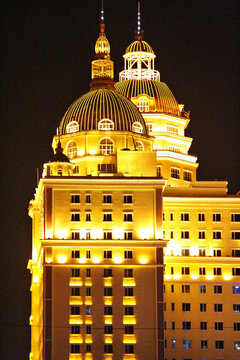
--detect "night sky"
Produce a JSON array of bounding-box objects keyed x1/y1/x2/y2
[{"x1": 0, "y1": 0, "x2": 239, "y2": 358}]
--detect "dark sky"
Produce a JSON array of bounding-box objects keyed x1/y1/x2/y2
[{"x1": 0, "y1": 0, "x2": 239, "y2": 358}]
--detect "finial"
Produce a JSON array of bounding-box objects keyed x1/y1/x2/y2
[
  {"x1": 100, "y1": 0, "x2": 105, "y2": 33},
  {"x1": 135, "y1": 0, "x2": 144, "y2": 40},
  {"x1": 56, "y1": 127, "x2": 63, "y2": 154}
]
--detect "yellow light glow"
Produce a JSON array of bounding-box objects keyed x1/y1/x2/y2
[
  {"x1": 56, "y1": 229, "x2": 68, "y2": 239},
  {"x1": 89, "y1": 149, "x2": 96, "y2": 155},
  {"x1": 173, "y1": 274, "x2": 181, "y2": 280},
  {"x1": 113, "y1": 256, "x2": 123, "y2": 264},
  {"x1": 104, "y1": 315, "x2": 113, "y2": 324},
  {"x1": 139, "y1": 257, "x2": 148, "y2": 264},
  {"x1": 78, "y1": 150, "x2": 84, "y2": 156},
  {"x1": 208, "y1": 248, "x2": 213, "y2": 256},
  {"x1": 123, "y1": 334, "x2": 137, "y2": 344},
  {"x1": 224, "y1": 274, "x2": 231, "y2": 280},
  {"x1": 45, "y1": 230, "x2": 53, "y2": 239},
  {"x1": 91, "y1": 229, "x2": 102, "y2": 239},
  {"x1": 164, "y1": 274, "x2": 172, "y2": 279},
  {"x1": 80, "y1": 229, "x2": 86, "y2": 239},
  {"x1": 33, "y1": 276, "x2": 39, "y2": 283},
  {"x1": 206, "y1": 274, "x2": 214, "y2": 280},
  {"x1": 155, "y1": 231, "x2": 162, "y2": 239},
  {"x1": 79, "y1": 257, "x2": 86, "y2": 264},
  {"x1": 104, "y1": 334, "x2": 113, "y2": 344},
  {"x1": 69, "y1": 334, "x2": 83, "y2": 344},
  {"x1": 92, "y1": 256, "x2": 101, "y2": 264},
  {"x1": 46, "y1": 258, "x2": 52, "y2": 264},
  {"x1": 123, "y1": 315, "x2": 136, "y2": 325},
  {"x1": 191, "y1": 274, "x2": 198, "y2": 280},
  {"x1": 139, "y1": 229, "x2": 150, "y2": 240},
  {"x1": 173, "y1": 246, "x2": 181, "y2": 256},
  {"x1": 58, "y1": 255, "x2": 67, "y2": 264},
  {"x1": 164, "y1": 247, "x2": 172, "y2": 256},
  {"x1": 190, "y1": 247, "x2": 198, "y2": 256},
  {"x1": 113, "y1": 228, "x2": 124, "y2": 240}
]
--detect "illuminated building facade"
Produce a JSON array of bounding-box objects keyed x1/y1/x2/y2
[{"x1": 28, "y1": 4, "x2": 240, "y2": 360}]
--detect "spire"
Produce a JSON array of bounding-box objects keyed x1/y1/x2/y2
[
  {"x1": 136, "y1": 1, "x2": 144, "y2": 40},
  {"x1": 100, "y1": 0, "x2": 105, "y2": 33}
]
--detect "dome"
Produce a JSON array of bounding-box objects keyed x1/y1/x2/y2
[
  {"x1": 115, "y1": 79, "x2": 181, "y2": 116},
  {"x1": 95, "y1": 31, "x2": 110, "y2": 55},
  {"x1": 59, "y1": 88, "x2": 147, "y2": 135},
  {"x1": 125, "y1": 40, "x2": 155, "y2": 55}
]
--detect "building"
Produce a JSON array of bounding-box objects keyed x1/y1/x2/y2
[{"x1": 28, "y1": 5, "x2": 240, "y2": 360}]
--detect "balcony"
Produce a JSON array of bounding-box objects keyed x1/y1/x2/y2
[
  {"x1": 104, "y1": 334, "x2": 113, "y2": 344},
  {"x1": 69, "y1": 334, "x2": 83, "y2": 344},
  {"x1": 69, "y1": 315, "x2": 83, "y2": 324},
  {"x1": 104, "y1": 296, "x2": 113, "y2": 305},
  {"x1": 123, "y1": 315, "x2": 136, "y2": 325},
  {"x1": 104, "y1": 277, "x2": 113, "y2": 287},
  {"x1": 69, "y1": 277, "x2": 83, "y2": 286},
  {"x1": 85, "y1": 334, "x2": 93, "y2": 344},
  {"x1": 85, "y1": 277, "x2": 92, "y2": 286},
  {"x1": 123, "y1": 277, "x2": 136, "y2": 287},
  {"x1": 123, "y1": 334, "x2": 136, "y2": 344},
  {"x1": 69, "y1": 296, "x2": 83, "y2": 305},
  {"x1": 104, "y1": 315, "x2": 113, "y2": 324},
  {"x1": 85, "y1": 296, "x2": 92, "y2": 305},
  {"x1": 85, "y1": 315, "x2": 92, "y2": 324},
  {"x1": 123, "y1": 296, "x2": 136, "y2": 306}
]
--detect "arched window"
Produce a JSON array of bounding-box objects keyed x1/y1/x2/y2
[
  {"x1": 98, "y1": 119, "x2": 114, "y2": 130},
  {"x1": 137, "y1": 97, "x2": 149, "y2": 112},
  {"x1": 67, "y1": 121, "x2": 79, "y2": 133},
  {"x1": 136, "y1": 141, "x2": 144, "y2": 151},
  {"x1": 57, "y1": 168, "x2": 63, "y2": 176},
  {"x1": 67, "y1": 141, "x2": 77, "y2": 158},
  {"x1": 132, "y1": 122, "x2": 143, "y2": 134},
  {"x1": 99, "y1": 138, "x2": 114, "y2": 155}
]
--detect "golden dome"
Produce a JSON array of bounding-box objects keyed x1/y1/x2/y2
[
  {"x1": 95, "y1": 30, "x2": 110, "y2": 55},
  {"x1": 125, "y1": 40, "x2": 155, "y2": 55}
]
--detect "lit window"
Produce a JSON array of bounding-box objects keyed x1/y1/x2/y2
[
  {"x1": 67, "y1": 121, "x2": 79, "y2": 133},
  {"x1": 146, "y1": 123, "x2": 152, "y2": 133},
  {"x1": 137, "y1": 97, "x2": 149, "y2": 112},
  {"x1": 132, "y1": 122, "x2": 143, "y2": 133},
  {"x1": 233, "y1": 304, "x2": 240, "y2": 312},
  {"x1": 99, "y1": 138, "x2": 114, "y2": 155},
  {"x1": 232, "y1": 214, "x2": 240, "y2": 222},
  {"x1": 215, "y1": 340, "x2": 224, "y2": 349},
  {"x1": 172, "y1": 339, "x2": 176, "y2": 348},
  {"x1": 234, "y1": 341, "x2": 240, "y2": 350},
  {"x1": 67, "y1": 141, "x2": 77, "y2": 158},
  {"x1": 171, "y1": 167, "x2": 180, "y2": 179},
  {"x1": 71, "y1": 194, "x2": 80, "y2": 203},
  {"x1": 183, "y1": 340, "x2": 192, "y2": 349},
  {"x1": 167, "y1": 125, "x2": 178, "y2": 135},
  {"x1": 135, "y1": 141, "x2": 144, "y2": 151},
  {"x1": 169, "y1": 145, "x2": 181, "y2": 153},
  {"x1": 233, "y1": 286, "x2": 240, "y2": 294},
  {"x1": 183, "y1": 170, "x2": 192, "y2": 181},
  {"x1": 98, "y1": 119, "x2": 114, "y2": 130},
  {"x1": 215, "y1": 322, "x2": 223, "y2": 330},
  {"x1": 232, "y1": 232, "x2": 240, "y2": 240}
]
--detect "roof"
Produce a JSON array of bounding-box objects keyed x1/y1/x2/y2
[{"x1": 125, "y1": 40, "x2": 155, "y2": 54}]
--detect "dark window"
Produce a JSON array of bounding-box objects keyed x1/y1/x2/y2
[
  {"x1": 71, "y1": 306, "x2": 80, "y2": 315},
  {"x1": 170, "y1": 213, "x2": 174, "y2": 221},
  {"x1": 199, "y1": 249, "x2": 206, "y2": 257},
  {"x1": 104, "y1": 232, "x2": 112, "y2": 240},
  {"x1": 182, "y1": 285, "x2": 190, "y2": 293},
  {"x1": 232, "y1": 214, "x2": 240, "y2": 222},
  {"x1": 72, "y1": 268, "x2": 80, "y2": 277},
  {"x1": 214, "y1": 267, "x2": 222, "y2": 275},
  {"x1": 214, "y1": 304, "x2": 223, "y2": 312},
  {"x1": 181, "y1": 213, "x2": 189, "y2": 221},
  {"x1": 71, "y1": 212, "x2": 80, "y2": 221},
  {"x1": 213, "y1": 249, "x2": 222, "y2": 257},
  {"x1": 182, "y1": 321, "x2": 191, "y2": 330},
  {"x1": 71, "y1": 325, "x2": 80, "y2": 334},
  {"x1": 124, "y1": 250, "x2": 133, "y2": 259},
  {"x1": 124, "y1": 232, "x2": 133, "y2": 240},
  {"x1": 171, "y1": 285, "x2": 174, "y2": 293},
  {"x1": 103, "y1": 195, "x2": 112, "y2": 203},
  {"x1": 85, "y1": 212, "x2": 91, "y2": 221},
  {"x1": 104, "y1": 250, "x2": 112, "y2": 259},
  {"x1": 200, "y1": 321, "x2": 207, "y2": 330},
  {"x1": 213, "y1": 231, "x2": 221, "y2": 239},
  {"x1": 232, "y1": 249, "x2": 240, "y2": 257},
  {"x1": 86, "y1": 250, "x2": 91, "y2": 259},
  {"x1": 104, "y1": 344, "x2": 113, "y2": 353},
  {"x1": 72, "y1": 232, "x2": 80, "y2": 240},
  {"x1": 215, "y1": 322, "x2": 223, "y2": 330},
  {"x1": 124, "y1": 195, "x2": 132, "y2": 203},
  {"x1": 85, "y1": 306, "x2": 91, "y2": 315},
  {"x1": 71, "y1": 344, "x2": 80, "y2": 353},
  {"x1": 124, "y1": 213, "x2": 133, "y2": 222},
  {"x1": 171, "y1": 168, "x2": 180, "y2": 179},
  {"x1": 104, "y1": 269, "x2": 112, "y2": 277},
  {"x1": 72, "y1": 250, "x2": 80, "y2": 258},
  {"x1": 234, "y1": 323, "x2": 240, "y2": 331},
  {"x1": 171, "y1": 303, "x2": 175, "y2": 311},
  {"x1": 86, "y1": 287, "x2": 91, "y2": 296},
  {"x1": 172, "y1": 321, "x2": 175, "y2": 329},
  {"x1": 124, "y1": 269, "x2": 133, "y2": 277},
  {"x1": 198, "y1": 231, "x2": 205, "y2": 239},
  {"x1": 104, "y1": 325, "x2": 113, "y2": 334},
  {"x1": 125, "y1": 288, "x2": 134, "y2": 296},
  {"x1": 125, "y1": 325, "x2": 134, "y2": 334},
  {"x1": 182, "y1": 303, "x2": 191, "y2": 311},
  {"x1": 233, "y1": 304, "x2": 240, "y2": 312},
  {"x1": 86, "y1": 344, "x2": 92, "y2": 353},
  {"x1": 201, "y1": 340, "x2": 208, "y2": 349},
  {"x1": 86, "y1": 325, "x2": 91, "y2": 334},
  {"x1": 198, "y1": 213, "x2": 205, "y2": 221},
  {"x1": 86, "y1": 268, "x2": 91, "y2": 277},
  {"x1": 171, "y1": 267, "x2": 174, "y2": 275},
  {"x1": 215, "y1": 340, "x2": 224, "y2": 349},
  {"x1": 181, "y1": 249, "x2": 190, "y2": 256},
  {"x1": 104, "y1": 287, "x2": 112, "y2": 296},
  {"x1": 103, "y1": 213, "x2": 112, "y2": 221},
  {"x1": 233, "y1": 268, "x2": 240, "y2": 276},
  {"x1": 200, "y1": 285, "x2": 206, "y2": 293},
  {"x1": 200, "y1": 303, "x2": 207, "y2": 312},
  {"x1": 125, "y1": 306, "x2": 134, "y2": 315},
  {"x1": 104, "y1": 306, "x2": 113, "y2": 315},
  {"x1": 199, "y1": 267, "x2": 206, "y2": 275},
  {"x1": 213, "y1": 213, "x2": 221, "y2": 221},
  {"x1": 214, "y1": 285, "x2": 222, "y2": 294},
  {"x1": 85, "y1": 194, "x2": 91, "y2": 203},
  {"x1": 181, "y1": 231, "x2": 190, "y2": 239},
  {"x1": 182, "y1": 267, "x2": 190, "y2": 275},
  {"x1": 71, "y1": 287, "x2": 80, "y2": 296},
  {"x1": 71, "y1": 194, "x2": 80, "y2": 203},
  {"x1": 125, "y1": 345, "x2": 134, "y2": 354},
  {"x1": 98, "y1": 163, "x2": 115, "y2": 173}
]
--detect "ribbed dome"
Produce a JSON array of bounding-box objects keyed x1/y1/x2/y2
[
  {"x1": 59, "y1": 89, "x2": 147, "y2": 135},
  {"x1": 125, "y1": 40, "x2": 155, "y2": 54},
  {"x1": 115, "y1": 79, "x2": 181, "y2": 116},
  {"x1": 95, "y1": 32, "x2": 110, "y2": 55}
]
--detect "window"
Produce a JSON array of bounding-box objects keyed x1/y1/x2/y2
[
  {"x1": 73, "y1": 165, "x2": 79, "y2": 174},
  {"x1": 124, "y1": 195, "x2": 132, "y2": 203},
  {"x1": 181, "y1": 231, "x2": 190, "y2": 239},
  {"x1": 72, "y1": 250, "x2": 80, "y2": 258},
  {"x1": 124, "y1": 250, "x2": 133, "y2": 259},
  {"x1": 171, "y1": 168, "x2": 180, "y2": 179},
  {"x1": 85, "y1": 194, "x2": 91, "y2": 203},
  {"x1": 71, "y1": 344, "x2": 80, "y2": 354},
  {"x1": 125, "y1": 288, "x2": 134, "y2": 296},
  {"x1": 167, "y1": 125, "x2": 178, "y2": 134},
  {"x1": 98, "y1": 119, "x2": 114, "y2": 130},
  {"x1": 124, "y1": 213, "x2": 133, "y2": 222},
  {"x1": 171, "y1": 303, "x2": 175, "y2": 311},
  {"x1": 103, "y1": 195, "x2": 112, "y2": 203},
  {"x1": 71, "y1": 287, "x2": 80, "y2": 296},
  {"x1": 215, "y1": 322, "x2": 223, "y2": 330},
  {"x1": 214, "y1": 304, "x2": 223, "y2": 312},
  {"x1": 86, "y1": 232, "x2": 90, "y2": 241},
  {"x1": 182, "y1": 267, "x2": 190, "y2": 275},
  {"x1": 233, "y1": 304, "x2": 240, "y2": 312},
  {"x1": 85, "y1": 212, "x2": 91, "y2": 222},
  {"x1": 104, "y1": 325, "x2": 113, "y2": 334},
  {"x1": 86, "y1": 325, "x2": 91, "y2": 334},
  {"x1": 124, "y1": 269, "x2": 133, "y2": 277},
  {"x1": 104, "y1": 232, "x2": 112, "y2": 240},
  {"x1": 86, "y1": 268, "x2": 91, "y2": 277},
  {"x1": 86, "y1": 250, "x2": 91, "y2": 259},
  {"x1": 181, "y1": 249, "x2": 190, "y2": 257},
  {"x1": 71, "y1": 212, "x2": 80, "y2": 222},
  {"x1": 213, "y1": 231, "x2": 221, "y2": 239},
  {"x1": 104, "y1": 269, "x2": 112, "y2": 277},
  {"x1": 171, "y1": 285, "x2": 174, "y2": 293},
  {"x1": 200, "y1": 303, "x2": 207, "y2": 312},
  {"x1": 183, "y1": 171, "x2": 192, "y2": 181},
  {"x1": 170, "y1": 231, "x2": 174, "y2": 239},
  {"x1": 124, "y1": 232, "x2": 133, "y2": 240},
  {"x1": 71, "y1": 325, "x2": 80, "y2": 334},
  {"x1": 172, "y1": 321, "x2": 175, "y2": 329},
  {"x1": 104, "y1": 250, "x2": 112, "y2": 259},
  {"x1": 214, "y1": 285, "x2": 222, "y2": 294},
  {"x1": 171, "y1": 267, "x2": 174, "y2": 275},
  {"x1": 182, "y1": 303, "x2": 191, "y2": 311},
  {"x1": 157, "y1": 165, "x2": 161, "y2": 177},
  {"x1": 182, "y1": 321, "x2": 191, "y2": 330},
  {"x1": 67, "y1": 121, "x2": 79, "y2": 133},
  {"x1": 136, "y1": 141, "x2": 144, "y2": 151},
  {"x1": 182, "y1": 285, "x2": 190, "y2": 293},
  {"x1": 214, "y1": 267, "x2": 222, "y2": 275},
  {"x1": 234, "y1": 341, "x2": 240, "y2": 350},
  {"x1": 233, "y1": 268, "x2": 240, "y2": 276},
  {"x1": 232, "y1": 214, "x2": 240, "y2": 222},
  {"x1": 137, "y1": 97, "x2": 149, "y2": 112},
  {"x1": 72, "y1": 231, "x2": 80, "y2": 240},
  {"x1": 67, "y1": 141, "x2": 77, "y2": 158},
  {"x1": 200, "y1": 285, "x2": 206, "y2": 293},
  {"x1": 215, "y1": 340, "x2": 224, "y2": 349},
  {"x1": 199, "y1": 249, "x2": 206, "y2": 257},
  {"x1": 169, "y1": 145, "x2": 182, "y2": 153},
  {"x1": 232, "y1": 232, "x2": 240, "y2": 240},
  {"x1": 213, "y1": 213, "x2": 221, "y2": 222},
  {"x1": 125, "y1": 306, "x2": 134, "y2": 315},
  {"x1": 200, "y1": 321, "x2": 207, "y2": 330},
  {"x1": 98, "y1": 163, "x2": 115, "y2": 173},
  {"x1": 104, "y1": 306, "x2": 113, "y2": 315},
  {"x1": 71, "y1": 306, "x2": 80, "y2": 315},
  {"x1": 71, "y1": 194, "x2": 80, "y2": 203},
  {"x1": 183, "y1": 340, "x2": 192, "y2": 349},
  {"x1": 233, "y1": 285, "x2": 240, "y2": 294},
  {"x1": 104, "y1": 344, "x2": 113, "y2": 354},
  {"x1": 125, "y1": 325, "x2": 134, "y2": 334},
  {"x1": 213, "y1": 249, "x2": 222, "y2": 257},
  {"x1": 198, "y1": 213, "x2": 205, "y2": 221},
  {"x1": 72, "y1": 268, "x2": 80, "y2": 277},
  {"x1": 86, "y1": 344, "x2": 92, "y2": 353},
  {"x1": 104, "y1": 287, "x2": 112, "y2": 296},
  {"x1": 232, "y1": 249, "x2": 240, "y2": 257},
  {"x1": 57, "y1": 168, "x2": 62, "y2": 176},
  {"x1": 172, "y1": 339, "x2": 176, "y2": 349},
  {"x1": 199, "y1": 231, "x2": 205, "y2": 240},
  {"x1": 103, "y1": 212, "x2": 112, "y2": 222},
  {"x1": 86, "y1": 287, "x2": 91, "y2": 296},
  {"x1": 181, "y1": 213, "x2": 189, "y2": 221},
  {"x1": 85, "y1": 306, "x2": 91, "y2": 315},
  {"x1": 132, "y1": 121, "x2": 143, "y2": 133},
  {"x1": 99, "y1": 138, "x2": 114, "y2": 155},
  {"x1": 201, "y1": 340, "x2": 208, "y2": 349},
  {"x1": 199, "y1": 267, "x2": 206, "y2": 275},
  {"x1": 125, "y1": 344, "x2": 134, "y2": 354}
]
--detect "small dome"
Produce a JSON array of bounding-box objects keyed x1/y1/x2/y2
[
  {"x1": 125, "y1": 40, "x2": 155, "y2": 54},
  {"x1": 49, "y1": 141, "x2": 70, "y2": 163},
  {"x1": 95, "y1": 32, "x2": 110, "y2": 55},
  {"x1": 59, "y1": 88, "x2": 147, "y2": 135},
  {"x1": 115, "y1": 79, "x2": 181, "y2": 116}
]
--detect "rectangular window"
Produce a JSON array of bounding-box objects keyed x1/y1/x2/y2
[
  {"x1": 71, "y1": 344, "x2": 80, "y2": 354},
  {"x1": 85, "y1": 212, "x2": 91, "y2": 221},
  {"x1": 86, "y1": 287, "x2": 91, "y2": 296},
  {"x1": 233, "y1": 268, "x2": 240, "y2": 276},
  {"x1": 213, "y1": 213, "x2": 221, "y2": 222},
  {"x1": 199, "y1": 249, "x2": 206, "y2": 257},
  {"x1": 170, "y1": 213, "x2": 174, "y2": 221},
  {"x1": 103, "y1": 194, "x2": 112, "y2": 203},
  {"x1": 233, "y1": 304, "x2": 240, "y2": 312},
  {"x1": 71, "y1": 287, "x2": 80, "y2": 296},
  {"x1": 183, "y1": 340, "x2": 192, "y2": 349},
  {"x1": 157, "y1": 165, "x2": 162, "y2": 177},
  {"x1": 86, "y1": 250, "x2": 91, "y2": 259},
  {"x1": 124, "y1": 195, "x2": 133, "y2": 203},
  {"x1": 124, "y1": 213, "x2": 133, "y2": 222},
  {"x1": 214, "y1": 267, "x2": 222, "y2": 275},
  {"x1": 233, "y1": 285, "x2": 240, "y2": 294},
  {"x1": 200, "y1": 322, "x2": 207, "y2": 330},
  {"x1": 71, "y1": 306, "x2": 80, "y2": 315},
  {"x1": 172, "y1": 339, "x2": 176, "y2": 349},
  {"x1": 232, "y1": 214, "x2": 240, "y2": 222},
  {"x1": 215, "y1": 340, "x2": 224, "y2": 349},
  {"x1": 85, "y1": 194, "x2": 91, "y2": 203},
  {"x1": 215, "y1": 322, "x2": 223, "y2": 330},
  {"x1": 73, "y1": 166, "x2": 79, "y2": 174},
  {"x1": 181, "y1": 248, "x2": 190, "y2": 256},
  {"x1": 167, "y1": 125, "x2": 178, "y2": 134},
  {"x1": 71, "y1": 212, "x2": 80, "y2": 221},
  {"x1": 171, "y1": 266, "x2": 174, "y2": 275},
  {"x1": 125, "y1": 287, "x2": 134, "y2": 296},
  {"x1": 201, "y1": 340, "x2": 208, "y2": 349},
  {"x1": 234, "y1": 323, "x2": 240, "y2": 331},
  {"x1": 72, "y1": 250, "x2": 80, "y2": 258},
  {"x1": 124, "y1": 231, "x2": 133, "y2": 240},
  {"x1": 103, "y1": 212, "x2": 112, "y2": 222},
  {"x1": 232, "y1": 232, "x2": 240, "y2": 240},
  {"x1": 124, "y1": 250, "x2": 133, "y2": 259},
  {"x1": 200, "y1": 303, "x2": 207, "y2": 312},
  {"x1": 104, "y1": 269, "x2": 112, "y2": 277},
  {"x1": 125, "y1": 345, "x2": 134, "y2": 354},
  {"x1": 104, "y1": 287, "x2": 113, "y2": 296},
  {"x1": 171, "y1": 303, "x2": 175, "y2": 311},
  {"x1": 71, "y1": 325, "x2": 80, "y2": 334},
  {"x1": 104, "y1": 250, "x2": 112, "y2": 259},
  {"x1": 200, "y1": 285, "x2": 206, "y2": 293},
  {"x1": 86, "y1": 268, "x2": 91, "y2": 277},
  {"x1": 214, "y1": 304, "x2": 223, "y2": 312},
  {"x1": 71, "y1": 194, "x2": 80, "y2": 203},
  {"x1": 214, "y1": 285, "x2": 222, "y2": 294},
  {"x1": 199, "y1": 267, "x2": 206, "y2": 275},
  {"x1": 183, "y1": 170, "x2": 192, "y2": 182},
  {"x1": 86, "y1": 325, "x2": 91, "y2": 334},
  {"x1": 182, "y1": 267, "x2": 190, "y2": 275},
  {"x1": 181, "y1": 231, "x2": 190, "y2": 239},
  {"x1": 104, "y1": 344, "x2": 113, "y2": 354},
  {"x1": 198, "y1": 213, "x2": 205, "y2": 221},
  {"x1": 170, "y1": 230, "x2": 174, "y2": 239},
  {"x1": 104, "y1": 306, "x2": 112, "y2": 315},
  {"x1": 213, "y1": 249, "x2": 222, "y2": 257},
  {"x1": 85, "y1": 305, "x2": 91, "y2": 315},
  {"x1": 182, "y1": 303, "x2": 191, "y2": 311},
  {"x1": 182, "y1": 285, "x2": 190, "y2": 293},
  {"x1": 86, "y1": 344, "x2": 92, "y2": 353},
  {"x1": 146, "y1": 123, "x2": 153, "y2": 133},
  {"x1": 124, "y1": 269, "x2": 133, "y2": 277},
  {"x1": 98, "y1": 163, "x2": 115, "y2": 173},
  {"x1": 125, "y1": 325, "x2": 134, "y2": 334},
  {"x1": 125, "y1": 306, "x2": 134, "y2": 315},
  {"x1": 171, "y1": 284, "x2": 174, "y2": 293},
  {"x1": 104, "y1": 232, "x2": 112, "y2": 240},
  {"x1": 72, "y1": 268, "x2": 80, "y2": 277},
  {"x1": 213, "y1": 231, "x2": 221, "y2": 240},
  {"x1": 234, "y1": 341, "x2": 240, "y2": 350},
  {"x1": 198, "y1": 231, "x2": 205, "y2": 240},
  {"x1": 172, "y1": 321, "x2": 175, "y2": 329},
  {"x1": 104, "y1": 325, "x2": 113, "y2": 334},
  {"x1": 72, "y1": 231, "x2": 80, "y2": 240},
  {"x1": 171, "y1": 168, "x2": 180, "y2": 179},
  {"x1": 232, "y1": 249, "x2": 240, "y2": 257},
  {"x1": 181, "y1": 213, "x2": 189, "y2": 221}
]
